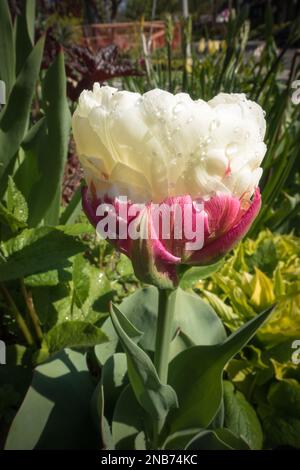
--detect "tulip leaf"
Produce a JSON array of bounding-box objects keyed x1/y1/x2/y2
[
  {"x1": 95, "y1": 287, "x2": 158, "y2": 365},
  {"x1": 0, "y1": 226, "x2": 85, "y2": 281},
  {"x1": 179, "y1": 261, "x2": 224, "y2": 288},
  {"x1": 59, "y1": 186, "x2": 82, "y2": 225},
  {"x1": 5, "y1": 349, "x2": 97, "y2": 449},
  {"x1": 185, "y1": 428, "x2": 249, "y2": 450},
  {"x1": 169, "y1": 288, "x2": 226, "y2": 361},
  {"x1": 112, "y1": 384, "x2": 147, "y2": 450},
  {"x1": 15, "y1": 0, "x2": 35, "y2": 76},
  {"x1": 95, "y1": 286, "x2": 226, "y2": 365},
  {"x1": 0, "y1": 0, "x2": 15, "y2": 96},
  {"x1": 91, "y1": 382, "x2": 114, "y2": 450},
  {"x1": 110, "y1": 303, "x2": 178, "y2": 422},
  {"x1": 28, "y1": 50, "x2": 71, "y2": 226},
  {"x1": 101, "y1": 353, "x2": 128, "y2": 422},
  {"x1": 165, "y1": 306, "x2": 273, "y2": 436},
  {"x1": 0, "y1": 36, "x2": 44, "y2": 182}
]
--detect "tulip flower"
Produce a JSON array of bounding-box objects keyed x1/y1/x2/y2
[{"x1": 73, "y1": 85, "x2": 266, "y2": 289}]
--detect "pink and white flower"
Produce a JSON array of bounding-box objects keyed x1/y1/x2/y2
[{"x1": 73, "y1": 85, "x2": 266, "y2": 287}]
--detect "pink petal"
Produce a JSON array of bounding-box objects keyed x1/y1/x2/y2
[{"x1": 187, "y1": 187, "x2": 261, "y2": 265}]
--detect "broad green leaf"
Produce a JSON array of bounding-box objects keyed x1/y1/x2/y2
[
  {"x1": 268, "y1": 379, "x2": 300, "y2": 419},
  {"x1": 24, "y1": 269, "x2": 70, "y2": 287},
  {"x1": 0, "y1": 202, "x2": 27, "y2": 232},
  {"x1": 0, "y1": 0, "x2": 15, "y2": 96},
  {"x1": 72, "y1": 254, "x2": 90, "y2": 309},
  {"x1": 112, "y1": 385, "x2": 147, "y2": 450},
  {"x1": 179, "y1": 261, "x2": 224, "y2": 289},
  {"x1": 45, "y1": 321, "x2": 108, "y2": 354},
  {"x1": 165, "y1": 307, "x2": 273, "y2": 435},
  {"x1": 58, "y1": 222, "x2": 94, "y2": 236},
  {"x1": 0, "y1": 36, "x2": 44, "y2": 181},
  {"x1": 5, "y1": 349, "x2": 97, "y2": 449},
  {"x1": 28, "y1": 51, "x2": 71, "y2": 226},
  {"x1": 162, "y1": 429, "x2": 200, "y2": 450},
  {"x1": 117, "y1": 254, "x2": 134, "y2": 277},
  {"x1": 0, "y1": 226, "x2": 85, "y2": 281},
  {"x1": 6, "y1": 176, "x2": 28, "y2": 225},
  {"x1": 185, "y1": 428, "x2": 249, "y2": 450},
  {"x1": 0, "y1": 177, "x2": 28, "y2": 233},
  {"x1": 223, "y1": 381, "x2": 263, "y2": 449},
  {"x1": 110, "y1": 304, "x2": 178, "y2": 421},
  {"x1": 32, "y1": 283, "x2": 72, "y2": 331},
  {"x1": 258, "y1": 402, "x2": 300, "y2": 449}
]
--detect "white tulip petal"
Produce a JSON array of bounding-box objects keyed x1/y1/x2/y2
[{"x1": 73, "y1": 85, "x2": 267, "y2": 202}]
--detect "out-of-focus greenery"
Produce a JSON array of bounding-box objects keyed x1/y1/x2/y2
[
  {"x1": 184, "y1": 231, "x2": 300, "y2": 449},
  {"x1": 199, "y1": 230, "x2": 300, "y2": 344},
  {"x1": 1, "y1": 0, "x2": 300, "y2": 450}
]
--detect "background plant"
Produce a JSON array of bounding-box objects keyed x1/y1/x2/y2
[{"x1": 0, "y1": 0, "x2": 299, "y2": 451}]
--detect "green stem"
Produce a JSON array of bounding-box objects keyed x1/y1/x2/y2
[
  {"x1": 154, "y1": 289, "x2": 173, "y2": 384},
  {"x1": 20, "y1": 279, "x2": 43, "y2": 343},
  {"x1": 0, "y1": 283, "x2": 34, "y2": 346},
  {"x1": 152, "y1": 288, "x2": 174, "y2": 448}
]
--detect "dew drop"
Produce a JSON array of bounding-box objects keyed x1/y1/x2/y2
[
  {"x1": 209, "y1": 119, "x2": 220, "y2": 132},
  {"x1": 173, "y1": 102, "x2": 185, "y2": 115},
  {"x1": 226, "y1": 142, "x2": 238, "y2": 157},
  {"x1": 187, "y1": 116, "x2": 193, "y2": 124},
  {"x1": 234, "y1": 127, "x2": 241, "y2": 134}
]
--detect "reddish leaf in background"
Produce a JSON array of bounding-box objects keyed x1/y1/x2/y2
[{"x1": 65, "y1": 44, "x2": 143, "y2": 101}]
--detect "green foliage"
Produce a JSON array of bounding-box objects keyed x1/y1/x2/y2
[
  {"x1": 1, "y1": 1, "x2": 299, "y2": 451},
  {"x1": 194, "y1": 230, "x2": 300, "y2": 448},
  {"x1": 5, "y1": 349, "x2": 97, "y2": 449}
]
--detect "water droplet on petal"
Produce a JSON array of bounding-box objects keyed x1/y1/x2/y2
[
  {"x1": 173, "y1": 102, "x2": 185, "y2": 115},
  {"x1": 187, "y1": 116, "x2": 193, "y2": 124},
  {"x1": 234, "y1": 127, "x2": 241, "y2": 134},
  {"x1": 226, "y1": 142, "x2": 238, "y2": 157},
  {"x1": 209, "y1": 119, "x2": 220, "y2": 132}
]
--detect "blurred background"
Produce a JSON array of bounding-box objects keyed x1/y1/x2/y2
[{"x1": 0, "y1": 0, "x2": 300, "y2": 450}]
